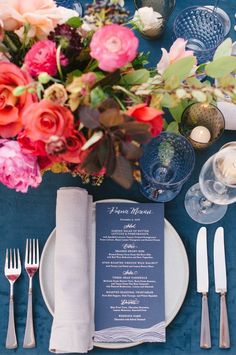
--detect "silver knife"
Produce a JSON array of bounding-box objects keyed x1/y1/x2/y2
[
  {"x1": 196, "y1": 227, "x2": 211, "y2": 349},
  {"x1": 214, "y1": 227, "x2": 230, "y2": 349}
]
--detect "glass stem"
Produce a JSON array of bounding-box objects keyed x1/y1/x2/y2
[{"x1": 199, "y1": 197, "x2": 213, "y2": 213}]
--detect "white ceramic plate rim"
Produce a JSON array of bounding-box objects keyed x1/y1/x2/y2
[{"x1": 39, "y1": 199, "x2": 189, "y2": 349}]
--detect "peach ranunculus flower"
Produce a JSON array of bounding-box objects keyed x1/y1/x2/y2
[
  {"x1": 157, "y1": 38, "x2": 195, "y2": 74},
  {"x1": 0, "y1": 0, "x2": 78, "y2": 39},
  {"x1": 22, "y1": 99, "x2": 74, "y2": 142},
  {"x1": 0, "y1": 62, "x2": 36, "y2": 138}
]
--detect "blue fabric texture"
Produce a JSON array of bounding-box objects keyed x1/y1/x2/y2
[{"x1": 0, "y1": 0, "x2": 236, "y2": 354}]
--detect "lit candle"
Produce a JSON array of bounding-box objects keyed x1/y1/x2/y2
[{"x1": 190, "y1": 126, "x2": 211, "y2": 143}]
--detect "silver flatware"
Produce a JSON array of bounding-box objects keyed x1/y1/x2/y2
[
  {"x1": 196, "y1": 227, "x2": 211, "y2": 349},
  {"x1": 214, "y1": 226, "x2": 230, "y2": 348},
  {"x1": 4, "y1": 248, "x2": 21, "y2": 349},
  {"x1": 23, "y1": 239, "x2": 40, "y2": 348}
]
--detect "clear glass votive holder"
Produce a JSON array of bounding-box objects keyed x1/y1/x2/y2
[
  {"x1": 173, "y1": 6, "x2": 225, "y2": 63},
  {"x1": 139, "y1": 132, "x2": 195, "y2": 202},
  {"x1": 134, "y1": 0, "x2": 176, "y2": 38},
  {"x1": 179, "y1": 103, "x2": 225, "y2": 150}
]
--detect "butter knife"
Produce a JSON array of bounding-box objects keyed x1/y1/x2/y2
[
  {"x1": 196, "y1": 227, "x2": 211, "y2": 349},
  {"x1": 214, "y1": 227, "x2": 230, "y2": 349}
]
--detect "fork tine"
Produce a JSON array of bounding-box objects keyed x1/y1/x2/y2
[
  {"x1": 36, "y1": 239, "x2": 39, "y2": 265},
  {"x1": 33, "y1": 239, "x2": 35, "y2": 264},
  {"x1": 25, "y1": 239, "x2": 28, "y2": 265},
  {"x1": 13, "y1": 249, "x2": 16, "y2": 269},
  {"x1": 17, "y1": 249, "x2": 21, "y2": 270},
  {"x1": 9, "y1": 249, "x2": 12, "y2": 269},
  {"x1": 29, "y1": 239, "x2": 32, "y2": 264},
  {"x1": 5, "y1": 249, "x2": 8, "y2": 270}
]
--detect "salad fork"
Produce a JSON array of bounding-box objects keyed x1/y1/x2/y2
[
  {"x1": 5, "y1": 248, "x2": 21, "y2": 349},
  {"x1": 23, "y1": 239, "x2": 39, "y2": 348}
]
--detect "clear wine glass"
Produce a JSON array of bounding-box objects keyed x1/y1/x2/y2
[{"x1": 185, "y1": 145, "x2": 236, "y2": 224}]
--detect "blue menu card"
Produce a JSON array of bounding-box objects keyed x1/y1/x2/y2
[{"x1": 94, "y1": 203, "x2": 165, "y2": 343}]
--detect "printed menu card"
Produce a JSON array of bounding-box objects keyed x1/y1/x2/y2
[{"x1": 94, "y1": 203, "x2": 165, "y2": 343}]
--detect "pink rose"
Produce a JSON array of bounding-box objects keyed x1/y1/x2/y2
[
  {"x1": 0, "y1": 139, "x2": 42, "y2": 192},
  {"x1": 24, "y1": 40, "x2": 68, "y2": 77},
  {"x1": 0, "y1": 62, "x2": 36, "y2": 138},
  {"x1": 22, "y1": 99, "x2": 74, "y2": 142},
  {"x1": 90, "y1": 24, "x2": 139, "y2": 72},
  {"x1": 0, "y1": 0, "x2": 78, "y2": 39},
  {"x1": 157, "y1": 38, "x2": 196, "y2": 74}
]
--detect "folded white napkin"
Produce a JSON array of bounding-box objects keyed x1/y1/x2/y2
[{"x1": 49, "y1": 187, "x2": 94, "y2": 354}]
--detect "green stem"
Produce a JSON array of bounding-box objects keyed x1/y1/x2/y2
[
  {"x1": 84, "y1": 59, "x2": 98, "y2": 73},
  {"x1": 112, "y1": 85, "x2": 142, "y2": 103},
  {"x1": 56, "y1": 45, "x2": 64, "y2": 81},
  {"x1": 4, "y1": 34, "x2": 18, "y2": 53},
  {"x1": 113, "y1": 95, "x2": 126, "y2": 111}
]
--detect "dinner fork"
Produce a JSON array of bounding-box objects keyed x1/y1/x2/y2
[
  {"x1": 23, "y1": 239, "x2": 39, "y2": 348},
  {"x1": 5, "y1": 248, "x2": 21, "y2": 349}
]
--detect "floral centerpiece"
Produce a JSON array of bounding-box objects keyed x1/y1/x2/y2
[{"x1": 0, "y1": 0, "x2": 236, "y2": 193}]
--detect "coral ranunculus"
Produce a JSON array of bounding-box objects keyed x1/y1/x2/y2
[
  {"x1": 90, "y1": 24, "x2": 139, "y2": 72},
  {"x1": 22, "y1": 99, "x2": 74, "y2": 142},
  {"x1": 0, "y1": 139, "x2": 42, "y2": 192},
  {"x1": 127, "y1": 103, "x2": 164, "y2": 137},
  {"x1": 0, "y1": 62, "x2": 36, "y2": 138},
  {"x1": 24, "y1": 40, "x2": 68, "y2": 77}
]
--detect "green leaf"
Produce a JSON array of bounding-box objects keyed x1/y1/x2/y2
[
  {"x1": 166, "y1": 121, "x2": 179, "y2": 133},
  {"x1": 168, "y1": 101, "x2": 189, "y2": 123},
  {"x1": 205, "y1": 56, "x2": 236, "y2": 78},
  {"x1": 192, "y1": 90, "x2": 207, "y2": 102},
  {"x1": 186, "y1": 77, "x2": 203, "y2": 88},
  {"x1": 121, "y1": 69, "x2": 150, "y2": 85},
  {"x1": 66, "y1": 17, "x2": 82, "y2": 28},
  {"x1": 161, "y1": 93, "x2": 179, "y2": 108},
  {"x1": 163, "y1": 57, "x2": 196, "y2": 82},
  {"x1": 90, "y1": 87, "x2": 107, "y2": 107},
  {"x1": 213, "y1": 38, "x2": 232, "y2": 60}
]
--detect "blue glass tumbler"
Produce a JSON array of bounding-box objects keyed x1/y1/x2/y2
[
  {"x1": 173, "y1": 6, "x2": 225, "y2": 63},
  {"x1": 139, "y1": 132, "x2": 195, "y2": 202}
]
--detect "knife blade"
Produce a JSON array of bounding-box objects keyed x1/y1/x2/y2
[
  {"x1": 196, "y1": 227, "x2": 211, "y2": 349},
  {"x1": 214, "y1": 227, "x2": 230, "y2": 348},
  {"x1": 197, "y1": 227, "x2": 209, "y2": 293},
  {"x1": 214, "y1": 227, "x2": 227, "y2": 293}
]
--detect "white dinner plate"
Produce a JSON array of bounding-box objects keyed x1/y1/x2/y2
[{"x1": 39, "y1": 199, "x2": 189, "y2": 349}]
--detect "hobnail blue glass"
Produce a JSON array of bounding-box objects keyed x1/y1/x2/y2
[
  {"x1": 139, "y1": 132, "x2": 195, "y2": 202},
  {"x1": 173, "y1": 6, "x2": 225, "y2": 63}
]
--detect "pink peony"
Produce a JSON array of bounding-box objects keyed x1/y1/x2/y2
[
  {"x1": 157, "y1": 38, "x2": 195, "y2": 74},
  {"x1": 90, "y1": 24, "x2": 139, "y2": 72},
  {"x1": 0, "y1": 139, "x2": 42, "y2": 192},
  {"x1": 24, "y1": 40, "x2": 68, "y2": 77}
]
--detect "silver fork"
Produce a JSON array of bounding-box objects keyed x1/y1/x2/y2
[
  {"x1": 4, "y1": 248, "x2": 21, "y2": 349},
  {"x1": 23, "y1": 239, "x2": 39, "y2": 348}
]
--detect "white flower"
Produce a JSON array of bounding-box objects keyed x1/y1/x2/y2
[
  {"x1": 57, "y1": 7, "x2": 79, "y2": 24},
  {"x1": 133, "y1": 7, "x2": 163, "y2": 32},
  {"x1": 81, "y1": 15, "x2": 98, "y2": 32}
]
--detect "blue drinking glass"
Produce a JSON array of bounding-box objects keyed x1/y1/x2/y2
[
  {"x1": 173, "y1": 6, "x2": 225, "y2": 63},
  {"x1": 139, "y1": 132, "x2": 195, "y2": 202}
]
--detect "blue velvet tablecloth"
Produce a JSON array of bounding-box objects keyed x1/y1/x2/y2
[{"x1": 0, "y1": 0, "x2": 236, "y2": 354}]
